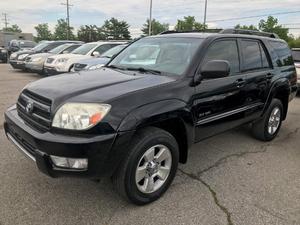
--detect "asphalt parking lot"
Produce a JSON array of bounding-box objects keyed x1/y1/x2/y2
[{"x1": 0, "y1": 63, "x2": 299, "y2": 225}]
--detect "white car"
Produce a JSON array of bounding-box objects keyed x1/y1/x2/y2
[
  {"x1": 43, "y1": 41, "x2": 126, "y2": 75},
  {"x1": 292, "y1": 48, "x2": 300, "y2": 88}
]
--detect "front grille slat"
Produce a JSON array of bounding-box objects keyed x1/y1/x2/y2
[{"x1": 17, "y1": 90, "x2": 52, "y2": 132}]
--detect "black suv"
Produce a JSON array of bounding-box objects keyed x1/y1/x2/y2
[
  {"x1": 9, "y1": 40, "x2": 82, "y2": 70},
  {"x1": 4, "y1": 30, "x2": 298, "y2": 205}
]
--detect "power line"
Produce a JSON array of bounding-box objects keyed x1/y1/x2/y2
[
  {"x1": 61, "y1": 0, "x2": 73, "y2": 40},
  {"x1": 149, "y1": 0, "x2": 153, "y2": 35},
  {"x1": 2, "y1": 13, "x2": 9, "y2": 29},
  {"x1": 203, "y1": 0, "x2": 208, "y2": 26},
  {"x1": 208, "y1": 10, "x2": 300, "y2": 23}
]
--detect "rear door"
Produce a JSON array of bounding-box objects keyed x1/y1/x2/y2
[
  {"x1": 239, "y1": 38, "x2": 274, "y2": 119},
  {"x1": 193, "y1": 38, "x2": 249, "y2": 142}
]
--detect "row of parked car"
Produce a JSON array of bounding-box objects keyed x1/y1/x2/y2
[{"x1": 8, "y1": 40, "x2": 128, "y2": 75}]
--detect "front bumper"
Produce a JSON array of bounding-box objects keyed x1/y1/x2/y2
[
  {"x1": 4, "y1": 105, "x2": 134, "y2": 178},
  {"x1": 44, "y1": 66, "x2": 66, "y2": 76},
  {"x1": 25, "y1": 62, "x2": 44, "y2": 73},
  {"x1": 0, "y1": 52, "x2": 7, "y2": 62},
  {"x1": 10, "y1": 60, "x2": 26, "y2": 70}
]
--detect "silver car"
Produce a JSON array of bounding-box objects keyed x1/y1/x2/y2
[
  {"x1": 24, "y1": 43, "x2": 82, "y2": 75},
  {"x1": 292, "y1": 48, "x2": 300, "y2": 88}
]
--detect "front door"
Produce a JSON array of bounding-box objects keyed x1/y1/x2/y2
[{"x1": 192, "y1": 38, "x2": 249, "y2": 142}]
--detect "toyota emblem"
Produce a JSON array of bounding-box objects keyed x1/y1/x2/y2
[{"x1": 25, "y1": 102, "x2": 34, "y2": 114}]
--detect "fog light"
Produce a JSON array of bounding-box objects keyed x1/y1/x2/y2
[{"x1": 50, "y1": 156, "x2": 88, "y2": 170}]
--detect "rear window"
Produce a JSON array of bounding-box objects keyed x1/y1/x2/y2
[
  {"x1": 269, "y1": 41, "x2": 293, "y2": 66},
  {"x1": 292, "y1": 50, "x2": 300, "y2": 62}
]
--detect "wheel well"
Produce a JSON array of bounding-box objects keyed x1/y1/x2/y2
[
  {"x1": 69, "y1": 64, "x2": 74, "y2": 72},
  {"x1": 274, "y1": 88, "x2": 289, "y2": 120},
  {"x1": 140, "y1": 118, "x2": 189, "y2": 164}
]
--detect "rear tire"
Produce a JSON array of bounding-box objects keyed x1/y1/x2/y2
[
  {"x1": 112, "y1": 127, "x2": 179, "y2": 205},
  {"x1": 252, "y1": 98, "x2": 283, "y2": 141}
]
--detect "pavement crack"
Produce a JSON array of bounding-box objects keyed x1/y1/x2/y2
[
  {"x1": 197, "y1": 145, "x2": 270, "y2": 177},
  {"x1": 178, "y1": 168, "x2": 234, "y2": 225}
]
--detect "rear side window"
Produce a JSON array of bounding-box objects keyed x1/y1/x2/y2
[
  {"x1": 203, "y1": 39, "x2": 240, "y2": 75},
  {"x1": 241, "y1": 40, "x2": 262, "y2": 71},
  {"x1": 269, "y1": 41, "x2": 293, "y2": 66}
]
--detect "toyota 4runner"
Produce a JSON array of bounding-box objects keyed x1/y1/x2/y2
[{"x1": 4, "y1": 29, "x2": 298, "y2": 205}]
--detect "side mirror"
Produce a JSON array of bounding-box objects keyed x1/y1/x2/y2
[
  {"x1": 62, "y1": 50, "x2": 69, "y2": 54},
  {"x1": 200, "y1": 60, "x2": 230, "y2": 79},
  {"x1": 92, "y1": 51, "x2": 100, "y2": 57}
]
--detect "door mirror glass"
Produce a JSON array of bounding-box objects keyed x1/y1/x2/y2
[
  {"x1": 92, "y1": 51, "x2": 100, "y2": 57},
  {"x1": 200, "y1": 60, "x2": 230, "y2": 79}
]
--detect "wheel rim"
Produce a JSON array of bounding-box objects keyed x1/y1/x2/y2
[
  {"x1": 268, "y1": 106, "x2": 281, "y2": 135},
  {"x1": 135, "y1": 144, "x2": 172, "y2": 194}
]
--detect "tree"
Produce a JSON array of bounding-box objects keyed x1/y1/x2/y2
[
  {"x1": 53, "y1": 19, "x2": 75, "y2": 40},
  {"x1": 3, "y1": 24, "x2": 22, "y2": 33},
  {"x1": 77, "y1": 25, "x2": 100, "y2": 42},
  {"x1": 102, "y1": 18, "x2": 131, "y2": 40},
  {"x1": 235, "y1": 24, "x2": 258, "y2": 31},
  {"x1": 259, "y1": 16, "x2": 289, "y2": 41},
  {"x1": 141, "y1": 19, "x2": 169, "y2": 35},
  {"x1": 176, "y1": 16, "x2": 206, "y2": 31},
  {"x1": 34, "y1": 23, "x2": 52, "y2": 42}
]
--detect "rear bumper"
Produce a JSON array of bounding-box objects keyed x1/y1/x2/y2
[
  {"x1": 0, "y1": 53, "x2": 7, "y2": 62},
  {"x1": 10, "y1": 60, "x2": 25, "y2": 70},
  {"x1": 4, "y1": 105, "x2": 134, "y2": 178}
]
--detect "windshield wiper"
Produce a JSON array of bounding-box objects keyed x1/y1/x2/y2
[
  {"x1": 106, "y1": 65, "x2": 126, "y2": 70},
  {"x1": 125, "y1": 67, "x2": 162, "y2": 75}
]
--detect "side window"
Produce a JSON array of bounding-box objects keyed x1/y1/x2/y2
[
  {"x1": 260, "y1": 45, "x2": 270, "y2": 68},
  {"x1": 203, "y1": 39, "x2": 240, "y2": 75},
  {"x1": 241, "y1": 40, "x2": 262, "y2": 71},
  {"x1": 269, "y1": 41, "x2": 293, "y2": 67},
  {"x1": 94, "y1": 44, "x2": 113, "y2": 55},
  {"x1": 64, "y1": 45, "x2": 79, "y2": 53}
]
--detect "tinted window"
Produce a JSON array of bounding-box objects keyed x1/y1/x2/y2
[
  {"x1": 72, "y1": 43, "x2": 98, "y2": 55},
  {"x1": 94, "y1": 44, "x2": 115, "y2": 55},
  {"x1": 241, "y1": 40, "x2": 262, "y2": 71},
  {"x1": 65, "y1": 45, "x2": 81, "y2": 53},
  {"x1": 260, "y1": 45, "x2": 270, "y2": 68},
  {"x1": 269, "y1": 41, "x2": 293, "y2": 66},
  {"x1": 203, "y1": 39, "x2": 240, "y2": 75}
]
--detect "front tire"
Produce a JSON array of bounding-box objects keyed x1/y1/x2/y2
[
  {"x1": 252, "y1": 98, "x2": 283, "y2": 141},
  {"x1": 112, "y1": 127, "x2": 179, "y2": 205}
]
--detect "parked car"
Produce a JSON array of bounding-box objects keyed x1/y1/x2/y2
[
  {"x1": 44, "y1": 41, "x2": 126, "y2": 75},
  {"x1": 9, "y1": 41, "x2": 82, "y2": 70},
  {"x1": 8, "y1": 40, "x2": 37, "y2": 55},
  {"x1": 24, "y1": 43, "x2": 82, "y2": 75},
  {"x1": 4, "y1": 30, "x2": 298, "y2": 205},
  {"x1": 291, "y1": 48, "x2": 300, "y2": 89},
  {"x1": 73, "y1": 44, "x2": 128, "y2": 71},
  {"x1": 0, "y1": 46, "x2": 8, "y2": 63}
]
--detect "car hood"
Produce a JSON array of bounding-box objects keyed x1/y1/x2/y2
[
  {"x1": 77, "y1": 57, "x2": 111, "y2": 66},
  {"x1": 51, "y1": 53, "x2": 89, "y2": 60},
  {"x1": 29, "y1": 52, "x2": 53, "y2": 59},
  {"x1": 26, "y1": 68, "x2": 176, "y2": 109},
  {"x1": 15, "y1": 50, "x2": 35, "y2": 56}
]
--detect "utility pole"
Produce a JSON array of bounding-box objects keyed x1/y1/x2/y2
[
  {"x1": 203, "y1": 0, "x2": 208, "y2": 27},
  {"x1": 61, "y1": 0, "x2": 73, "y2": 39},
  {"x1": 149, "y1": 0, "x2": 153, "y2": 36},
  {"x1": 2, "y1": 13, "x2": 9, "y2": 29}
]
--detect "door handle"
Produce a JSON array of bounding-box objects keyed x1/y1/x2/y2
[{"x1": 234, "y1": 78, "x2": 245, "y2": 88}]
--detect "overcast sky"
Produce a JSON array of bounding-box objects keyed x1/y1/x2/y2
[{"x1": 1, "y1": 0, "x2": 300, "y2": 37}]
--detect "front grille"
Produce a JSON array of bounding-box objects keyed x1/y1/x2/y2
[
  {"x1": 74, "y1": 63, "x2": 87, "y2": 71},
  {"x1": 46, "y1": 58, "x2": 55, "y2": 64},
  {"x1": 17, "y1": 90, "x2": 52, "y2": 132}
]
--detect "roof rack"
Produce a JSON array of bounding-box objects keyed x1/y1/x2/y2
[
  {"x1": 220, "y1": 29, "x2": 279, "y2": 38},
  {"x1": 159, "y1": 29, "x2": 222, "y2": 35}
]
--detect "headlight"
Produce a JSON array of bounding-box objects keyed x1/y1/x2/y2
[
  {"x1": 10, "y1": 53, "x2": 17, "y2": 59},
  {"x1": 31, "y1": 57, "x2": 43, "y2": 62},
  {"x1": 88, "y1": 64, "x2": 105, "y2": 70},
  {"x1": 55, "y1": 58, "x2": 69, "y2": 64},
  {"x1": 18, "y1": 54, "x2": 29, "y2": 60},
  {"x1": 1, "y1": 49, "x2": 7, "y2": 53},
  {"x1": 52, "y1": 103, "x2": 111, "y2": 130}
]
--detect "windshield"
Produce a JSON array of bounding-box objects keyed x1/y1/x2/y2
[
  {"x1": 49, "y1": 44, "x2": 69, "y2": 54},
  {"x1": 109, "y1": 37, "x2": 203, "y2": 76},
  {"x1": 19, "y1": 41, "x2": 36, "y2": 48},
  {"x1": 72, "y1": 43, "x2": 98, "y2": 55},
  {"x1": 102, "y1": 45, "x2": 127, "y2": 58},
  {"x1": 292, "y1": 50, "x2": 300, "y2": 62},
  {"x1": 32, "y1": 42, "x2": 51, "y2": 51}
]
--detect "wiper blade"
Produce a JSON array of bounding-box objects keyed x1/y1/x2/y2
[
  {"x1": 126, "y1": 67, "x2": 161, "y2": 75},
  {"x1": 106, "y1": 65, "x2": 126, "y2": 70}
]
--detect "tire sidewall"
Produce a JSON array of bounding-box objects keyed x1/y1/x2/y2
[
  {"x1": 125, "y1": 133, "x2": 179, "y2": 205},
  {"x1": 264, "y1": 100, "x2": 283, "y2": 141}
]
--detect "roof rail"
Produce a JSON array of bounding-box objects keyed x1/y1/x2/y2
[
  {"x1": 219, "y1": 29, "x2": 279, "y2": 38},
  {"x1": 159, "y1": 29, "x2": 222, "y2": 35}
]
